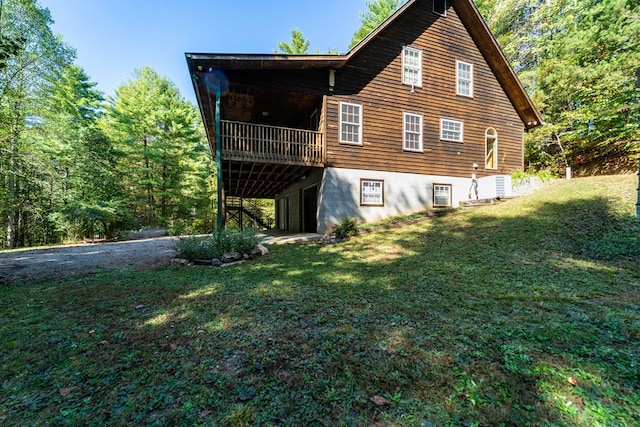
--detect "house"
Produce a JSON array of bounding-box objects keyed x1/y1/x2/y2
[{"x1": 185, "y1": 0, "x2": 541, "y2": 235}]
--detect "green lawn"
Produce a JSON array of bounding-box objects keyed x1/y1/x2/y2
[{"x1": 1, "y1": 175, "x2": 639, "y2": 426}]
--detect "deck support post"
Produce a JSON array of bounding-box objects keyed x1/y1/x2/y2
[
  {"x1": 214, "y1": 84, "x2": 224, "y2": 230},
  {"x1": 636, "y1": 157, "x2": 640, "y2": 220}
]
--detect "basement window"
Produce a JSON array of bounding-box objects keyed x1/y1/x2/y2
[
  {"x1": 433, "y1": 184, "x2": 452, "y2": 207},
  {"x1": 361, "y1": 179, "x2": 384, "y2": 206}
]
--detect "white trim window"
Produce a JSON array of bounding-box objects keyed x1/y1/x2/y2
[
  {"x1": 433, "y1": 184, "x2": 452, "y2": 207},
  {"x1": 340, "y1": 102, "x2": 362, "y2": 145},
  {"x1": 440, "y1": 118, "x2": 464, "y2": 142},
  {"x1": 403, "y1": 112, "x2": 423, "y2": 152},
  {"x1": 456, "y1": 60, "x2": 473, "y2": 97},
  {"x1": 361, "y1": 179, "x2": 384, "y2": 206},
  {"x1": 402, "y1": 46, "x2": 422, "y2": 87}
]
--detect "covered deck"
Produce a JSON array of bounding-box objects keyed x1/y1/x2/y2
[{"x1": 186, "y1": 53, "x2": 341, "y2": 227}]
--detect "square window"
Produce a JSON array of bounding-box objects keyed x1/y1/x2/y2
[
  {"x1": 440, "y1": 118, "x2": 464, "y2": 142},
  {"x1": 457, "y1": 61, "x2": 473, "y2": 97},
  {"x1": 340, "y1": 102, "x2": 362, "y2": 145},
  {"x1": 433, "y1": 184, "x2": 452, "y2": 207},
  {"x1": 361, "y1": 179, "x2": 384, "y2": 206},
  {"x1": 402, "y1": 47, "x2": 422, "y2": 87},
  {"x1": 403, "y1": 112, "x2": 423, "y2": 152}
]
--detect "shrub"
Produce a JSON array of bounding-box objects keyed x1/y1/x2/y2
[
  {"x1": 334, "y1": 217, "x2": 359, "y2": 240},
  {"x1": 175, "y1": 229, "x2": 261, "y2": 261}
]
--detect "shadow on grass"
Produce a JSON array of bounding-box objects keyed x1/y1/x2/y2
[{"x1": 1, "y1": 194, "x2": 639, "y2": 425}]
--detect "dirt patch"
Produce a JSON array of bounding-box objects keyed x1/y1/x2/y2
[{"x1": 0, "y1": 237, "x2": 179, "y2": 285}]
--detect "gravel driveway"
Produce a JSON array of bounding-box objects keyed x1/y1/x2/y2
[{"x1": 0, "y1": 237, "x2": 179, "y2": 285}]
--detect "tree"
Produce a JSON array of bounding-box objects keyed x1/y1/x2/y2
[
  {"x1": 0, "y1": 0, "x2": 74, "y2": 248},
  {"x1": 101, "y1": 66, "x2": 210, "y2": 229},
  {"x1": 36, "y1": 64, "x2": 124, "y2": 241},
  {"x1": 275, "y1": 28, "x2": 310, "y2": 54},
  {"x1": 477, "y1": 0, "x2": 640, "y2": 174},
  {"x1": 349, "y1": 0, "x2": 406, "y2": 48}
]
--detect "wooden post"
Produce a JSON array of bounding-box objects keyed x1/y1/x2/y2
[
  {"x1": 214, "y1": 84, "x2": 224, "y2": 230},
  {"x1": 636, "y1": 157, "x2": 640, "y2": 220}
]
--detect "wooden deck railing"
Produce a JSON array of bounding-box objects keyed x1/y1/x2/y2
[{"x1": 220, "y1": 120, "x2": 324, "y2": 166}]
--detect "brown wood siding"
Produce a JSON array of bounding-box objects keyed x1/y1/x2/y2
[{"x1": 326, "y1": 0, "x2": 524, "y2": 178}]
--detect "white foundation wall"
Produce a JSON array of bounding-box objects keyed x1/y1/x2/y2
[{"x1": 317, "y1": 167, "x2": 512, "y2": 234}]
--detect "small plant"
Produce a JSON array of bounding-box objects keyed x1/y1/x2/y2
[
  {"x1": 511, "y1": 168, "x2": 555, "y2": 182},
  {"x1": 175, "y1": 229, "x2": 260, "y2": 261},
  {"x1": 334, "y1": 217, "x2": 359, "y2": 239}
]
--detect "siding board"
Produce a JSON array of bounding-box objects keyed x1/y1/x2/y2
[{"x1": 325, "y1": 0, "x2": 524, "y2": 178}]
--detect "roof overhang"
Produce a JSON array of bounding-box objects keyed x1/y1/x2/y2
[
  {"x1": 186, "y1": 53, "x2": 347, "y2": 72},
  {"x1": 185, "y1": 0, "x2": 542, "y2": 130}
]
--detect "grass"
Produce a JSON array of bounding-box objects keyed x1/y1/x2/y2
[{"x1": 1, "y1": 175, "x2": 639, "y2": 426}]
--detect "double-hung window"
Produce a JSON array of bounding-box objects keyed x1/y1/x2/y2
[
  {"x1": 403, "y1": 113, "x2": 423, "y2": 152},
  {"x1": 340, "y1": 102, "x2": 362, "y2": 145},
  {"x1": 361, "y1": 179, "x2": 384, "y2": 206},
  {"x1": 402, "y1": 47, "x2": 422, "y2": 87},
  {"x1": 456, "y1": 61, "x2": 473, "y2": 97},
  {"x1": 440, "y1": 118, "x2": 464, "y2": 142},
  {"x1": 433, "y1": 184, "x2": 452, "y2": 207}
]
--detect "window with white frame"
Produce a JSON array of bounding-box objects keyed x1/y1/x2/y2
[
  {"x1": 340, "y1": 102, "x2": 362, "y2": 144},
  {"x1": 402, "y1": 47, "x2": 422, "y2": 87},
  {"x1": 457, "y1": 61, "x2": 473, "y2": 97},
  {"x1": 361, "y1": 179, "x2": 384, "y2": 206},
  {"x1": 440, "y1": 118, "x2": 464, "y2": 142},
  {"x1": 403, "y1": 112, "x2": 423, "y2": 152},
  {"x1": 433, "y1": 184, "x2": 452, "y2": 207}
]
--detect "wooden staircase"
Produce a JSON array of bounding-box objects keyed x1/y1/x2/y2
[{"x1": 226, "y1": 197, "x2": 272, "y2": 230}]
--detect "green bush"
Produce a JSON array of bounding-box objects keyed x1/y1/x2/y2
[
  {"x1": 175, "y1": 229, "x2": 261, "y2": 261},
  {"x1": 334, "y1": 217, "x2": 359, "y2": 240}
]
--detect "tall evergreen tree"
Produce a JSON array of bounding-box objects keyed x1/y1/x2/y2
[
  {"x1": 36, "y1": 64, "x2": 123, "y2": 241},
  {"x1": 350, "y1": 0, "x2": 406, "y2": 48},
  {"x1": 276, "y1": 28, "x2": 311, "y2": 54},
  {"x1": 0, "y1": 0, "x2": 74, "y2": 248},
  {"x1": 477, "y1": 0, "x2": 640, "y2": 173},
  {"x1": 101, "y1": 66, "x2": 209, "y2": 228}
]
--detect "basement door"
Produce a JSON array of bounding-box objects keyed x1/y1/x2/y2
[{"x1": 302, "y1": 185, "x2": 318, "y2": 233}]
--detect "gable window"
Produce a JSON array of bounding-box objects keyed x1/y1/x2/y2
[
  {"x1": 440, "y1": 118, "x2": 464, "y2": 142},
  {"x1": 402, "y1": 46, "x2": 422, "y2": 87},
  {"x1": 433, "y1": 0, "x2": 447, "y2": 15},
  {"x1": 457, "y1": 61, "x2": 473, "y2": 97},
  {"x1": 433, "y1": 184, "x2": 452, "y2": 207},
  {"x1": 403, "y1": 112, "x2": 423, "y2": 152},
  {"x1": 340, "y1": 102, "x2": 362, "y2": 145},
  {"x1": 361, "y1": 179, "x2": 384, "y2": 206},
  {"x1": 485, "y1": 127, "x2": 498, "y2": 169}
]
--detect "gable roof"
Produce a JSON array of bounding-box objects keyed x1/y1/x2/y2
[{"x1": 186, "y1": 0, "x2": 541, "y2": 129}]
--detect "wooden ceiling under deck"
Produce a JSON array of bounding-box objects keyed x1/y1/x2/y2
[{"x1": 223, "y1": 159, "x2": 321, "y2": 199}]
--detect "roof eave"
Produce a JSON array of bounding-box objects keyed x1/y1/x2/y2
[
  {"x1": 452, "y1": 0, "x2": 542, "y2": 129},
  {"x1": 185, "y1": 52, "x2": 348, "y2": 72}
]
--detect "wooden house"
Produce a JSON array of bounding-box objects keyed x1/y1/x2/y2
[{"x1": 185, "y1": 0, "x2": 541, "y2": 234}]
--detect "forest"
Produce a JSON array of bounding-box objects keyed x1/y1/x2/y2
[{"x1": 1, "y1": 0, "x2": 639, "y2": 249}]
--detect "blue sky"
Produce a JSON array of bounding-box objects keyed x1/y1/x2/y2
[{"x1": 40, "y1": 0, "x2": 366, "y2": 104}]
